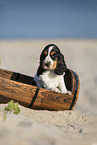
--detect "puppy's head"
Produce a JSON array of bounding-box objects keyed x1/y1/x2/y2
[{"x1": 39, "y1": 44, "x2": 67, "y2": 75}]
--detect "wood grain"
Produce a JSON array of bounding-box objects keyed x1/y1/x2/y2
[
  {"x1": 0, "y1": 69, "x2": 13, "y2": 79},
  {"x1": 0, "y1": 69, "x2": 80, "y2": 110}
]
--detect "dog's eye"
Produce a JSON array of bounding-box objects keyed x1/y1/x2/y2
[
  {"x1": 51, "y1": 51, "x2": 57, "y2": 60},
  {"x1": 51, "y1": 51, "x2": 56, "y2": 56}
]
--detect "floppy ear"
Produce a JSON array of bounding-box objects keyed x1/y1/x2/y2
[
  {"x1": 55, "y1": 53, "x2": 67, "y2": 75},
  {"x1": 37, "y1": 50, "x2": 46, "y2": 76}
]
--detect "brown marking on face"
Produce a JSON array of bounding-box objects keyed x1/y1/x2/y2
[
  {"x1": 52, "y1": 60, "x2": 57, "y2": 69},
  {"x1": 44, "y1": 50, "x2": 48, "y2": 55},
  {"x1": 51, "y1": 51, "x2": 55, "y2": 56}
]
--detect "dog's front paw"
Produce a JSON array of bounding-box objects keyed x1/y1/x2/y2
[
  {"x1": 65, "y1": 91, "x2": 72, "y2": 95},
  {"x1": 61, "y1": 90, "x2": 72, "y2": 95},
  {"x1": 51, "y1": 88, "x2": 61, "y2": 93}
]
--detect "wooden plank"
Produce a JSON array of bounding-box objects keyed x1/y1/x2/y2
[
  {"x1": 0, "y1": 76, "x2": 74, "y2": 110},
  {"x1": 0, "y1": 69, "x2": 13, "y2": 79},
  {"x1": 0, "y1": 68, "x2": 80, "y2": 110},
  {"x1": 0, "y1": 69, "x2": 35, "y2": 85},
  {"x1": 70, "y1": 71, "x2": 80, "y2": 110}
]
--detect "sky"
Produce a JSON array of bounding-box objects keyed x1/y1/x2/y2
[{"x1": 0, "y1": 0, "x2": 97, "y2": 39}]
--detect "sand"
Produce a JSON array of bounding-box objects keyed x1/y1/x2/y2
[{"x1": 0, "y1": 39, "x2": 97, "y2": 145}]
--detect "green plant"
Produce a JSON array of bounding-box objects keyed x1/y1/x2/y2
[{"x1": 3, "y1": 100, "x2": 20, "y2": 121}]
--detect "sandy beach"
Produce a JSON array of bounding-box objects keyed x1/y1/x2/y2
[{"x1": 0, "y1": 39, "x2": 97, "y2": 145}]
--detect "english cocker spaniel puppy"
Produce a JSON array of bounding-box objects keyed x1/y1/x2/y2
[{"x1": 34, "y1": 44, "x2": 71, "y2": 95}]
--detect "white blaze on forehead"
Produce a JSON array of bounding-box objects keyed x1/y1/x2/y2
[
  {"x1": 45, "y1": 46, "x2": 54, "y2": 62},
  {"x1": 48, "y1": 46, "x2": 54, "y2": 55},
  {"x1": 44, "y1": 46, "x2": 54, "y2": 68}
]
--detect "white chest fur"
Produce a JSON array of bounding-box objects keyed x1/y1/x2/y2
[
  {"x1": 40, "y1": 71, "x2": 59, "y2": 87},
  {"x1": 39, "y1": 71, "x2": 65, "y2": 92},
  {"x1": 34, "y1": 70, "x2": 71, "y2": 94}
]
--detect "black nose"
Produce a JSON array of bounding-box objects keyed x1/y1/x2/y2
[{"x1": 45, "y1": 61, "x2": 51, "y2": 67}]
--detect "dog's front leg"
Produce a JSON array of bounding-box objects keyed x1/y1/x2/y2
[{"x1": 59, "y1": 78, "x2": 72, "y2": 95}]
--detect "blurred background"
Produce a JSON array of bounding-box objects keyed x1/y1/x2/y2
[
  {"x1": 0, "y1": 0, "x2": 97, "y2": 39},
  {"x1": 0, "y1": 0, "x2": 97, "y2": 143},
  {"x1": 0, "y1": 0, "x2": 97, "y2": 115}
]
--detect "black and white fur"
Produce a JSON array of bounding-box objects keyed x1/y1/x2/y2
[{"x1": 34, "y1": 44, "x2": 71, "y2": 95}]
